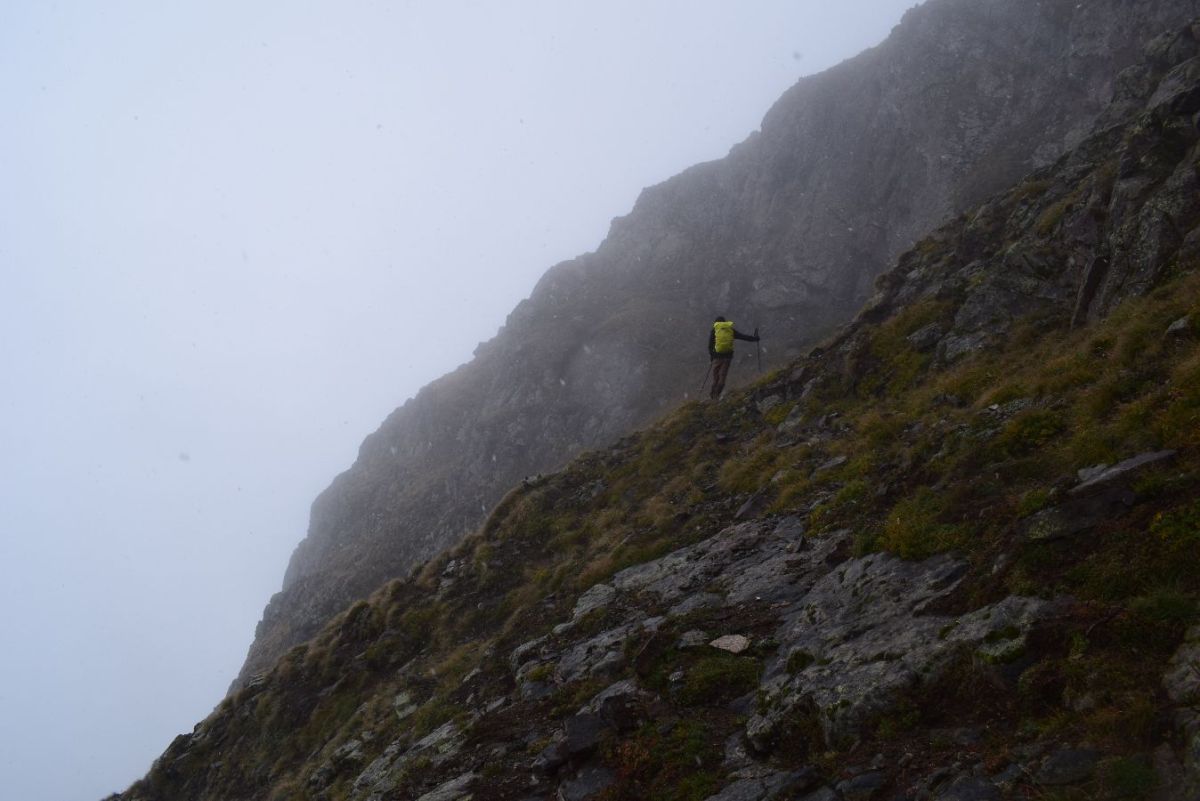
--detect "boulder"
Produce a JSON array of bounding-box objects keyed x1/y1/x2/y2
[
  {"x1": 562, "y1": 713, "x2": 606, "y2": 757},
  {"x1": 580, "y1": 680, "x2": 649, "y2": 732},
  {"x1": 711, "y1": 635, "x2": 752, "y2": 654}
]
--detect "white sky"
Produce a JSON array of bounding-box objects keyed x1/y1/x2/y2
[{"x1": 0, "y1": 2, "x2": 916, "y2": 798}]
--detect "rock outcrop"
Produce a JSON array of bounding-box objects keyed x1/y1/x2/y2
[{"x1": 237, "y1": 0, "x2": 1200, "y2": 688}]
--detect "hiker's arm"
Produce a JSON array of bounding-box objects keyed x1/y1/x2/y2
[
  {"x1": 708, "y1": 329, "x2": 717, "y2": 358},
  {"x1": 733, "y1": 329, "x2": 760, "y2": 342}
]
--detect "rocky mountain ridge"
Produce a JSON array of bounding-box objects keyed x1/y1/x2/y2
[
  {"x1": 119, "y1": 15, "x2": 1200, "y2": 800},
  {"x1": 237, "y1": 0, "x2": 1200, "y2": 688}
]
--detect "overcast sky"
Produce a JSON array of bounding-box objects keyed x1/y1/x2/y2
[{"x1": 0, "y1": 2, "x2": 917, "y2": 798}]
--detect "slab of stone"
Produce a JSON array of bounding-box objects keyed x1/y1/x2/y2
[
  {"x1": 352, "y1": 723, "x2": 464, "y2": 801},
  {"x1": 610, "y1": 518, "x2": 844, "y2": 611},
  {"x1": 1070, "y1": 450, "x2": 1176, "y2": 495},
  {"x1": 563, "y1": 713, "x2": 606, "y2": 756},
  {"x1": 907, "y1": 322, "x2": 945, "y2": 352},
  {"x1": 711, "y1": 634, "x2": 752, "y2": 654},
  {"x1": 393, "y1": 691, "x2": 418, "y2": 720},
  {"x1": 812, "y1": 455, "x2": 848, "y2": 476},
  {"x1": 736, "y1": 491, "x2": 770, "y2": 520},
  {"x1": 415, "y1": 772, "x2": 476, "y2": 801},
  {"x1": 669, "y1": 593, "x2": 723, "y2": 617},
  {"x1": 510, "y1": 635, "x2": 549, "y2": 670},
  {"x1": 532, "y1": 738, "x2": 567, "y2": 775},
  {"x1": 573, "y1": 583, "x2": 616, "y2": 619},
  {"x1": 1024, "y1": 483, "x2": 1137, "y2": 541},
  {"x1": 703, "y1": 769, "x2": 817, "y2": 801},
  {"x1": 580, "y1": 680, "x2": 647, "y2": 732},
  {"x1": 555, "y1": 619, "x2": 643, "y2": 683}
]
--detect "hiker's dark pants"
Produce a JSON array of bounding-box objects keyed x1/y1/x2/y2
[{"x1": 711, "y1": 357, "x2": 732, "y2": 399}]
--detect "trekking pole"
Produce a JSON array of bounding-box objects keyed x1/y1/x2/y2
[
  {"x1": 755, "y1": 326, "x2": 761, "y2": 373},
  {"x1": 699, "y1": 361, "x2": 713, "y2": 394}
]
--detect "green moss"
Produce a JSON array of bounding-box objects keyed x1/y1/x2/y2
[
  {"x1": 408, "y1": 697, "x2": 465, "y2": 738},
  {"x1": 1129, "y1": 585, "x2": 1198, "y2": 627},
  {"x1": 763, "y1": 401, "x2": 796, "y2": 426},
  {"x1": 525, "y1": 662, "x2": 554, "y2": 682},
  {"x1": 1151, "y1": 499, "x2": 1200, "y2": 552},
  {"x1": 808, "y1": 478, "x2": 872, "y2": 531},
  {"x1": 603, "y1": 720, "x2": 723, "y2": 801},
  {"x1": 879, "y1": 486, "x2": 968, "y2": 559},
  {"x1": 1035, "y1": 194, "x2": 1076, "y2": 235},
  {"x1": 786, "y1": 650, "x2": 815, "y2": 673},
  {"x1": 978, "y1": 634, "x2": 1027, "y2": 665},
  {"x1": 717, "y1": 435, "x2": 784, "y2": 494},
  {"x1": 677, "y1": 655, "x2": 761, "y2": 706},
  {"x1": 1017, "y1": 488, "x2": 1053, "y2": 517},
  {"x1": 874, "y1": 700, "x2": 920, "y2": 739},
  {"x1": 995, "y1": 409, "x2": 1066, "y2": 456},
  {"x1": 1010, "y1": 177, "x2": 1053, "y2": 204},
  {"x1": 1098, "y1": 755, "x2": 1158, "y2": 799}
]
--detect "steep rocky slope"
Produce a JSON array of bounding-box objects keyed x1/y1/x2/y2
[
  {"x1": 121, "y1": 18, "x2": 1200, "y2": 800},
  {"x1": 238, "y1": 0, "x2": 1200, "y2": 687}
]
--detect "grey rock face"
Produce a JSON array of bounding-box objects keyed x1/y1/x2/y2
[
  {"x1": 611, "y1": 518, "x2": 833, "y2": 609},
  {"x1": 836, "y1": 770, "x2": 886, "y2": 800},
  {"x1": 932, "y1": 775, "x2": 1001, "y2": 801},
  {"x1": 571, "y1": 584, "x2": 616, "y2": 620},
  {"x1": 555, "y1": 617, "x2": 645, "y2": 684},
  {"x1": 351, "y1": 722, "x2": 464, "y2": 801},
  {"x1": 705, "y1": 778, "x2": 770, "y2": 801},
  {"x1": 1069, "y1": 449, "x2": 1177, "y2": 494},
  {"x1": 1166, "y1": 314, "x2": 1192, "y2": 336},
  {"x1": 704, "y1": 769, "x2": 816, "y2": 801},
  {"x1": 415, "y1": 772, "x2": 476, "y2": 801},
  {"x1": 562, "y1": 714, "x2": 606, "y2": 757},
  {"x1": 748, "y1": 552, "x2": 1049, "y2": 749},
  {"x1": 1163, "y1": 625, "x2": 1200, "y2": 796},
  {"x1": 558, "y1": 765, "x2": 615, "y2": 801},
  {"x1": 234, "y1": 0, "x2": 1200, "y2": 688},
  {"x1": 1023, "y1": 449, "x2": 1177, "y2": 541},
  {"x1": 510, "y1": 514, "x2": 1053, "y2": 765},
  {"x1": 1036, "y1": 748, "x2": 1102, "y2": 786},
  {"x1": 796, "y1": 788, "x2": 838, "y2": 801},
  {"x1": 580, "y1": 680, "x2": 649, "y2": 732}
]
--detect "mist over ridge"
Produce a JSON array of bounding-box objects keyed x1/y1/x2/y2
[
  {"x1": 118, "y1": 5, "x2": 1200, "y2": 797},
  {"x1": 236, "y1": 0, "x2": 1200, "y2": 690}
]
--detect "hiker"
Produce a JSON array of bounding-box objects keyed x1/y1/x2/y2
[{"x1": 707, "y1": 316, "x2": 759, "y2": 399}]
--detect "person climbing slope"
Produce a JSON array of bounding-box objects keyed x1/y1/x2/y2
[{"x1": 707, "y1": 316, "x2": 759, "y2": 399}]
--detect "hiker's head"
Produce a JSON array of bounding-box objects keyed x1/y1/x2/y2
[{"x1": 714, "y1": 316, "x2": 727, "y2": 323}]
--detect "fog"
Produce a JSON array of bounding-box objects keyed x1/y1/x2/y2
[{"x1": 0, "y1": 2, "x2": 916, "y2": 798}]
